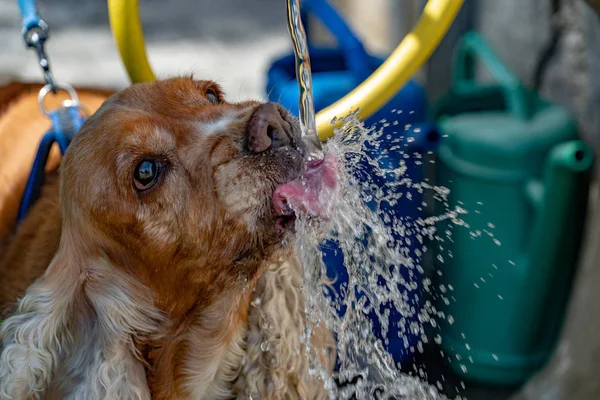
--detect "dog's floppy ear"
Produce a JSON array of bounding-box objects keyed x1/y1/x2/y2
[
  {"x1": 0, "y1": 249, "x2": 76, "y2": 399},
  {"x1": 0, "y1": 244, "x2": 161, "y2": 399}
]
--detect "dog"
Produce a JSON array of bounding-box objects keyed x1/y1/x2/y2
[{"x1": 0, "y1": 77, "x2": 337, "y2": 399}]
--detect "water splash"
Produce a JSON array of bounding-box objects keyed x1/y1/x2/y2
[{"x1": 288, "y1": 112, "x2": 476, "y2": 399}]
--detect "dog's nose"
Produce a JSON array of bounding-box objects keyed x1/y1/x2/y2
[{"x1": 246, "y1": 103, "x2": 292, "y2": 153}]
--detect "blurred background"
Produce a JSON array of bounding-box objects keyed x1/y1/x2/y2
[
  {"x1": 2, "y1": 0, "x2": 600, "y2": 148},
  {"x1": 0, "y1": 0, "x2": 293, "y2": 100}
]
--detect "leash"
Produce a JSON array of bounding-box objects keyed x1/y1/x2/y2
[
  {"x1": 16, "y1": 0, "x2": 87, "y2": 222},
  {"x1": 18, "y1": 0, "x2": 56, "y2": 93}
]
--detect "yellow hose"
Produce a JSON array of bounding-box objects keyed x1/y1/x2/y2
[
  {"x1": 316, "y1": 0, "x2": 463, "y2": 139},
  {"x1": 107, "y1": 0, "x2": 463, "y2": 140},
  {"x1": 108, "y1": 0, "x2": 156, "y2": 83}
]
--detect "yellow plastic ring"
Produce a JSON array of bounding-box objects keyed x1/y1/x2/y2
[{"x1": 107, "y1": 0, "x2": 464, "y2": 140}]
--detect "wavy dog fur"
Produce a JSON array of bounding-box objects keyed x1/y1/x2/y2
[
  {"x1": 0, "y1": 77, "x2": 335, "y2": 399},
  {"x1": 238, "y1": 257, "x2": 335, "y2": 400}
]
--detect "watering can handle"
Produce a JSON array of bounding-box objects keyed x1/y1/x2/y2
[
  {"x1": 302, "y1": 0, "x2": 372, "y2": 81},
  {"x1": 453, "y1": 32, "x2": 531, "y2": 120}
]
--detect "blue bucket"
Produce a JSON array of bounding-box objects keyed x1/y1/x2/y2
[{"x1": 266, "y1": 0, "x2": 438, "y2": 364}]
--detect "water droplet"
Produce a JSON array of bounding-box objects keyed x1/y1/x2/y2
[{"x1": 260, "y1": 341, "x2": 270, "y2": 352}]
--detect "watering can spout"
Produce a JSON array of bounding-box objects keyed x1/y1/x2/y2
[
  {"x1": 526, "y1": 140, "x2": 592, "y2": 263},
  {"x1": 523, "y1": 140, "x2": 592, "y2": 313}
]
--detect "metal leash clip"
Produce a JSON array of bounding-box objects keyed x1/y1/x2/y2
[
  {"x1": 22, "y1": 19, "x2": 56, "y2": 93},
  {"x1": 19, "y1": 0, "x2": 57, "y2": 92}
]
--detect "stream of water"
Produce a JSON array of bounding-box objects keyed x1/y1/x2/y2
[{"x1": 285, "y1": 0, "x2": 324, "y2": 162}]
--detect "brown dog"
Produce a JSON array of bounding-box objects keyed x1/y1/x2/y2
[{"x1": 0, "y1": 77, "x2": 336, "y2": 399}]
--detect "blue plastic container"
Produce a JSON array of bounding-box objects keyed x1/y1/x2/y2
[{"x1": 266, "y1": 0, "x2": 437, "y2": 364}]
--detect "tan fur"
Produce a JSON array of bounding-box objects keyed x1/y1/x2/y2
[
  {"x1": 0, "y1": 79, "x2": 335, "y2": 399},
  {"x1": 238, "y1": 257, "x2": 336, "y2": 399}
]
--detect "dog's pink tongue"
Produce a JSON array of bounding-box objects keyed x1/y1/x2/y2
[{"x1": 273, "y1": 153, "x2": 339, "y2": 218}]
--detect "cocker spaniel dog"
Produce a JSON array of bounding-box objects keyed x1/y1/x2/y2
[{"x1": 0, "y1": 77, "x2": 337, "y2": 399}]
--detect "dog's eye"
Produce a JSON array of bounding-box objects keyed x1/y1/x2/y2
[
  {"x1": 134, "y1": 160, "x2": 162, "y2": 191},
  {"x1": 206, "y1": 89, "x2": 220, "y2": 104}
]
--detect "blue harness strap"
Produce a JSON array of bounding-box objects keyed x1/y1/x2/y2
[{"x1": 17, "y1": 106, "x2": 86, "y2": 222}]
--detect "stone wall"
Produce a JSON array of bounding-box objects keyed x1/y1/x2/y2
[{"x1": 474, "y1": 0, "x2": 600, "y2": 151}]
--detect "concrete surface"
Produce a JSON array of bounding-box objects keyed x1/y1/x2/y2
[{"x1": 0, "y1": 0, "x2": 292, "y2": 101}]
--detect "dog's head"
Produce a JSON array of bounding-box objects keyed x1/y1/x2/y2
[{"x1": 57, "y1": 77, "x2": 337, "y2": 310}]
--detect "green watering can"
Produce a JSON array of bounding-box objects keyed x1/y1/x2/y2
[{"x1": 433, "y1": 32, "x2": 593, "y2": 386}]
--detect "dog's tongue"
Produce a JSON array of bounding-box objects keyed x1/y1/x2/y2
[{"x1": 273, "y1": 153, "x2": 339, "y2": 218}]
